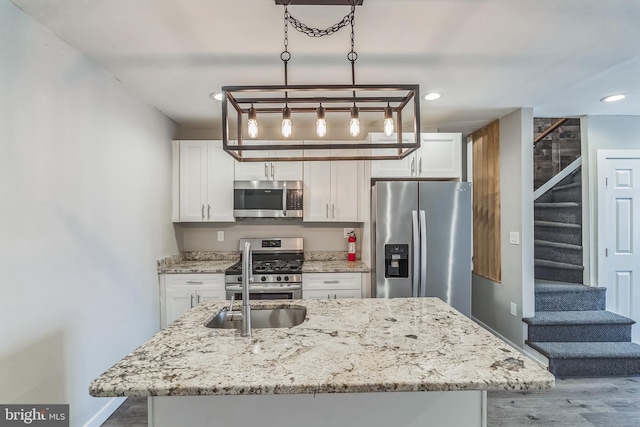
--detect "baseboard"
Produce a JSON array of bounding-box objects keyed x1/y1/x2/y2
[
  {"x1": 472, "y1": 316, "x2": 548, "y2": 370},
  {"x1": 82, "y1": 397, "x2": 126, "y2": 427}
]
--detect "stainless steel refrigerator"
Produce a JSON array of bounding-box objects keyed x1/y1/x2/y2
[{"x1": 371, "y1": 180, "x2": 472, "y2": 317}]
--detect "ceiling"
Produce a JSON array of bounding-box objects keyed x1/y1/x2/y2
[{"x1": 9, "y1": 0, "x2": 640, "y2": 136}]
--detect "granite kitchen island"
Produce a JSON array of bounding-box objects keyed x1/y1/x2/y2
[{"x1": 90, "y1": 298, "x2": 554, "y2": 426}]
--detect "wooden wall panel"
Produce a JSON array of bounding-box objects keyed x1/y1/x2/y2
[{"x1": 471, "y1": 121, "x2": 501, "y2": 282}]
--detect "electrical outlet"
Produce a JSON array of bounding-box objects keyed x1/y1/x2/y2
[
  {"x1": 509, "y1": 231, "x2": 520, "y2": 245},
  {"x1": 343, "y1": 228, "x2": 355, "y2": 238},
  {"x1": 217, "y1": 231, "x2": 224, "y2": 242},
  {"x1": 510, "y1": 302, "x2": 517, "y2": 317}
]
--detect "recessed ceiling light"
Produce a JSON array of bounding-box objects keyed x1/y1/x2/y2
[
  {"x1": 601, "y1": 93, "x2": 628, "y2": 103},
  {"x1": 210, "y1": 92, "x2": 224, "y2": 101},
  {"x1": 424, "y1": 92, "x2": 442, "y2": 101}
]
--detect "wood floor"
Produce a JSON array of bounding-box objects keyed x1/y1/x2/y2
[{"x1": 102, "y1": 376, "x2": 640, "y2": 426}]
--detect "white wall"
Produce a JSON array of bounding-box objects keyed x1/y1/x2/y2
[
  {"x1": 0, "y1": 1, "x2": 177, "y2": 425},
  {"x1": 582, "y1": 115, "x2": 640, "y2": 285},
  {"x1": 472, "y1": 108, "x2": 534, "y2": 348}
]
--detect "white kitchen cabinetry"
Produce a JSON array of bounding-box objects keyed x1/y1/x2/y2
[
  {"x1": 369, "y1": 133, "x2": 462, "y2": 180},
  {"x1": 176, "y1": 140, "x2": 235, "y2": 222},
  {"x1": 159, "y1": 274, "x2": 226, "y2": 328},
  {"x1": 234, "y1": 140, "x2": 303, "y2": 181},
  {"x1": 302, "y1": 273, "x2": 362, "y2": 299},
  {"x1": 303, "y1": 143, "x2": 359, "y2": 222}
]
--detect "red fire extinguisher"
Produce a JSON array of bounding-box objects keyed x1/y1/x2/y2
[{"x1": 347, "y1": 232, "x2": 356, "y2": 262}]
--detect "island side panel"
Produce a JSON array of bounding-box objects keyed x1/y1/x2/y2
[{"x1": 149, "y1": 391, "x2": 487, "y2": 427}]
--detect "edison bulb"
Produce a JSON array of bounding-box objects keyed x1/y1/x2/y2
[
  {"x1": 248, "y1": 118, "x2": 258, "y2": 139},
  {"x1": 282, "y1": 118, "x2": 292, "y2": 138},
  {"x1": 316, "y1": 118, "x2": 327, "y2": 137},
  {"x1": 349, "y1": 118, "x2": 360, "y2": 137},
  {"x1": 383, "y1": 117, "x2": 394, "y2": 136}
]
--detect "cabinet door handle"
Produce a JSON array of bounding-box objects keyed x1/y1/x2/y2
[
  {"x1": 271, "y1": 163, "x2": 275, "y2": 179},
  {"x1": 323, "y1": 280, "x2": 340, "y2": 284},
  {"x1": 332, "y1": 204, "x2": 335, "y2": 219},
  {"x1": 265, "y1": 163, "x2": 269, "y2": 178},
  {"x1": 410, "y1": 158, "x2": 415, "y2": 175},
  {"x1": 326, "y1": 204, "x2": 329, "y2": 218},
  {"x1": 418, "y1": 158, "x2": 422, "y2": 175},
  {"x1": 186, "y1": 281, "x2": 203, "y2": 284},
  {"x1": 327, "y1": 294, "x2": 331, "y2": 299},
  {"x1": 207, "y1": 204, "x2": 211, "y2": 219},
  {"x1": 333, "y1": 294, "x2": 337, "y2": 299},
  {"x1": 201, "y1": 204, "x2": 205, "y2": 220},
  {"x1": 197, "y1": 294, "x2": 201, "y2": 304},
  {"x1": 190, "y1": 294, "x2": 194, "y2": 308}
]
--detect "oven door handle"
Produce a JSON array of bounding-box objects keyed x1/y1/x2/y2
[
  {"x1": 282, "y1": 181, "x2": 287, "y2": 217},
  {"x1": 226, "y1": 285, "x2": 302, "y2": 292}
]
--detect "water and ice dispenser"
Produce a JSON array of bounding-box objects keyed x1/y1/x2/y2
[{"x1": 384, "y1": 244, "x2": 409, "y2": 278}]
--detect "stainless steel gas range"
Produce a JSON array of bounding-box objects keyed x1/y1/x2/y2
[{"x1": 225, "y1": 237, "x2": 303, "y2": 300}]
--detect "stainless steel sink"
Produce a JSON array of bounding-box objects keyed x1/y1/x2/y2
[{"x1": 205, "y1": 306, "x2": 307, "y2": 329}]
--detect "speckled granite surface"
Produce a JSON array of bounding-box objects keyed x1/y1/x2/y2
[
  {"x1": 89, "y1": 298, "x2": 554, "y2": 397},
  {"x1": 302, "y1": 260, "x2": 370, "y2": 273},
  {"x1": 158, "y1": 252, "x2": 370, "y2": 273}
]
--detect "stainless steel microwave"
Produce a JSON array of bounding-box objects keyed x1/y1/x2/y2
[{"x1": 233, "y1": 181, "x2": 303, "y2": 218}]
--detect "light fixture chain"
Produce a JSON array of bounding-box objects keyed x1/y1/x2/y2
[{"x1": 285, "y1": 8, "x2": 354, "y2": 37}]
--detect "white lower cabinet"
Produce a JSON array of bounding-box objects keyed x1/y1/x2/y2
[
  {"x1": 159, "y1": 274, "x2": 226, "y2": 328},
  {"x1": 302, "y1": 273, "x2": 362, "y2": 299}
]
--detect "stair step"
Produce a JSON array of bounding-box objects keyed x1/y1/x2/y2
[
  {"x1": 535, "y1": 221, "x2": 581, "y2": 246},
  {"x1": 526, "y1": 341, "x2": 640, "y2": 377},
  {"x1": 534, "y1": 239, "x2": 582, "y2": 265},
  {"x1": 535, "y1": 280, "x2": 605, "y2": 311},
  {"x1": 535, "y1": 202, "x2": 580, "y2": 208},
  {"x1": 524, "y1": 311, "x2": 634, "y2": 342},
  {"x1": 534, "y1": 239, "x2": 582, "y2": 250},
  {"x1": 534, "y1": 202, "x2": 581, "y2": 223},
  {"x1": 524, "y1": 310, "x2": 634, "y2": 326},
  {"x1": 553, "y1": 182, "x2": 581, "y2": 192},
  {"x1": 535, "y1": 259, "x2": 583, "y2": 270}
]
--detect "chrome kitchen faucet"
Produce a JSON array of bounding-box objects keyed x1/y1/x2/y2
[{"x1": 241, "y1": 241, "x2": 253, "y2": 337}]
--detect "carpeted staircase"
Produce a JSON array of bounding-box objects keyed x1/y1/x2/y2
[
  {"x1": 527, "y1": 162, "x2": 640, "y2": 377},
  {"x1": 534, "y1": 167, "x2": 584, "y2": 283},
  {"x1": 525, "y1": 280, "x2": 640, "y2": 377}
]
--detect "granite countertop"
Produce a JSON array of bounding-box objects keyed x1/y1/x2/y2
[
  {"x1": 89, "y1": 298, "x2": 554, "y2": 397},
  {"x1": 158, "y1": 251, "x2": 370, "y2": 274},
  {"x1": 301, "y1": 260, "x2": 370, "y2": 273}
]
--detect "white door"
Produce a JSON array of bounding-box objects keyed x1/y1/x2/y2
[
  {"x1": 370, "y1": 134, "x2": 415, "y2": 178},
  {"x1": 303, "y1": 154, "x2": 332, "y2": 222},
  {"x1": 331, "y1": 161, "x2": 359, "y2": 221},
  {"x1": 179, "y1": 141, "x2": 208, "y2": 222},
  {"x1": 164, "y1": 287, "x2": 195, "y2": 327},
  {"x1": 416, "y1": 133, "x2": 462, "y2": 179},
  {"x1": 207, "y1": 141, "x2": 235, "y2": 222},
  {"x1": 603, "y1": 157, "x2": 640, "y2": 343}
]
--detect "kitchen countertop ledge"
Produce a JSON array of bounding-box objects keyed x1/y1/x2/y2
[{"x1": 89, "y1": 298, "x2": 553, "y2": 397}]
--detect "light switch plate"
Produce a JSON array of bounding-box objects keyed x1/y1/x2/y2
[
  {"x1": 509, "y1": 231, "x2": 520, "y2": 245},
  {"x1": 510, "y1": 302, "x2": 517, "y2": 317},
  {"x1": 217, "y1": 231, "x2": 224, "y2": 242}
]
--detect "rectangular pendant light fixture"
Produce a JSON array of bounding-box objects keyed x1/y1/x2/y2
[{"x1": 221, "y1": 83, "x2": 421, "y2": 162}]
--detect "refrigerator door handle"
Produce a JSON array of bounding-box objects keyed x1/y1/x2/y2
[
  {"x1": 412, "y1": 210, "x2": 420, "y2": 298},
  {"x1": 419, "y1": 210, "x2": 427, "y2": 297}
]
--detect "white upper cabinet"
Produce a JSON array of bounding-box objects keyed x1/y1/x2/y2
[
  {"x1": 175, "y1": 140, "x2": 235, "y2": 222},
  {"x1": 303, "y1": 142, "x2": 359, "y2": 222},
  {"x1": 234, "y1": 140, "x2": 303, "y2": 181},
  {"x1": 369, "y1": 133, "x2": 415, "y2": 178},
  {"x1": 369, "y1": 133, "x2": 462, "y2": 180}
]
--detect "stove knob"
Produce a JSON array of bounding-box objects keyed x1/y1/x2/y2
[
  {"x1": 276, "y1": 276, "x2": 282, "y2": 282},
  {"x1": 237, "y1": 276, "x2": 242, "y2": 282},
  {"x1": 261, "y1": 276, "x2": 267, "y2": 282},
  {"x1": 284, "y1": 276, "x2": 289, "y2": 282}
]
